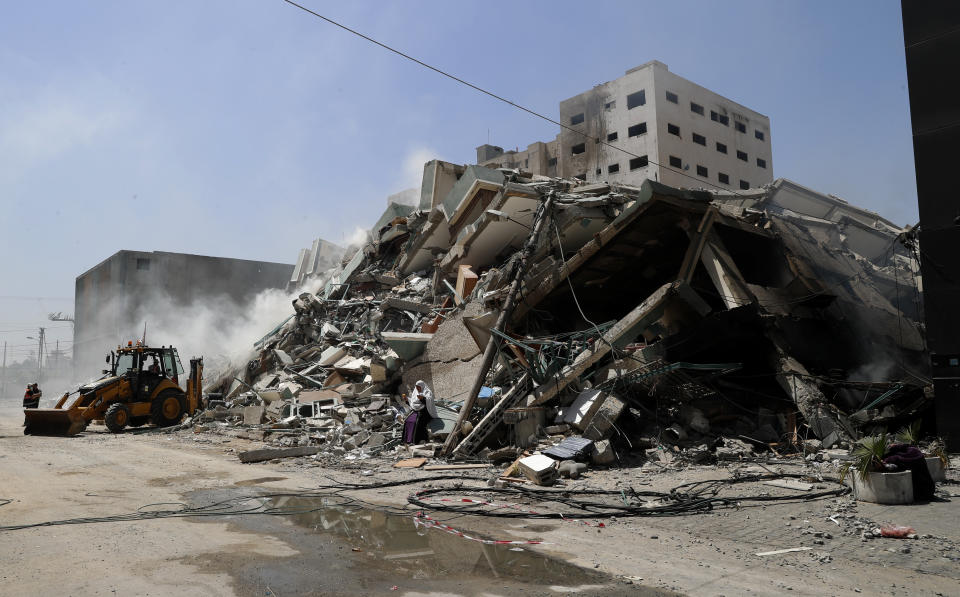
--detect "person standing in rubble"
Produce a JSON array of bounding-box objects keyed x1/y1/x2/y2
[
  {"x1": 403, "y1": 380, "x2": 437, "y2": 444},
  {"x1": 22, "y1": 383, "x2": 42, "y2": 425}
]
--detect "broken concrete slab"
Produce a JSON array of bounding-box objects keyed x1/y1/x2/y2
[
  {"x1": 591, "y1": 440, "x2": 616, "y2": 465},
  {"x1": 582, "y1": 394, "x2": 626, "y2": 441},
  {"x1": 238, "y1": 446, "x2": 321, "y2": 463},
  {"x1": 242, "y1": 405, "x2": 265, "y2": 425},
  {"x1": 273, "y1": 349, "x2": 294, "y2": 366},
  {"x1": 561, "y1": 389, "x2": 606, "y2": 430},
  {"x1": 319, "y1": 345, "x2": 348, "y2": 366},
  {"x1": 380, "y1": 332, "x2": 434, "y2": 361}
]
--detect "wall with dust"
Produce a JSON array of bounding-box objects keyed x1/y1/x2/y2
[{"x1": 73, "y1": 250, "x2": 293, "y2": 384}]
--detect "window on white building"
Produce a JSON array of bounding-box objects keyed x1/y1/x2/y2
[{"x1": 626, "y1": 90, "x2": 645, "y2": 109}]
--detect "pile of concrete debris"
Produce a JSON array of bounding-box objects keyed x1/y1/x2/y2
[{"x1": 199, "y1": 163, "x2": 929, "y2": 479}]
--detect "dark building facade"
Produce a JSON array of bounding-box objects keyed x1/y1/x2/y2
[
  {"x1": 74, "y1": 251, "x2": 293, "y2": 376},
  {"x1": 902, "y1": 3, "x2": 960, "y2": 444}
]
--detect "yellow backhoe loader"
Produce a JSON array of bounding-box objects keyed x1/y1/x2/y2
[{"x1": 23, "y1": 342, "x2": 203, "y2": 436}]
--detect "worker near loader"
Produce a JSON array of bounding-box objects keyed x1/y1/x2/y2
[{"x1": 23, "y1": 383, "x2": 42, "y2": 425}]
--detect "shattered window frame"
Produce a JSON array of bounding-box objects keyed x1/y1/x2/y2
[
  {"x1": 692, "y1": 132, "x2": 706, "y2": 146},
  {"x1": 755, "y1": 129, "x2": 765, "y2": 140},
  {"x1": 696, "y1": 165, "x2": 708, "y2": 177},
  {"x1": 737, "y1": 150, "x2": 748, "y2": 162},
  {"x1": 604, "y1": 100, "x2": 616, "y2": 110},
  {"x1": 607, "y1": 131, "x2": 618, "y2": 142},
  {"x1": 735, "y1": 121, "x2": 747, "y2": 133},
  {"x1": 629, "y1": 155, "x2": 648, "y2": 170},
  {"x1": 756, "y1": 157, "x2": 767, "y2": 169},
  {"x1": 548, "y1": 157, "x2": 558, "y2": 167},
  {"x1": 665, "y1": 91, "x2": 678, "y2": 104},
  {"x1": 740, "y1": 179, "x2": 750, "y2": 189},
  {"x1": 628, "y1": 122, "x2": 647, "y2": 137},
  {"x1": 608, "y1": 163, "x2": 620, "y2": 173},
  {"x1": 136, "y1": 258, "x2": 150, "y2": 271},
  {"x1": 668, "y1": 155, "x2": 682, "y2": 168},
  {"x1": 690, "y1": 102, "x2": 704, "y2": 115},
  {"x1": 626, "y1": 90, "x2": 646, "y2": 109},
  {"x1": 667, "y1": 123, "x2": 680, "y2": 137},
  {"x1": 718, "y1": 172, "x2": 730, "y2": 184},
  {"x1": 570, "y1": 112, "x2": 585, "y2": 125},
  {"x1": 571, "y1": 143, "x2": 586, "y2": 155},
  {"x1": 716, "y1": 142, "x2": 727, "y2": 154},
  {"x1": 711, "y1": 110, "x2": 729, "y2": 126}
]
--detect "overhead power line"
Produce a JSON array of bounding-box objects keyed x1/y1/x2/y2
[
  {"x1": 280, "y1": 0, "x2": 917, "y2": 232},
  {"x1": 279, "y1": 0, "x2": 756, "y2": 198}
]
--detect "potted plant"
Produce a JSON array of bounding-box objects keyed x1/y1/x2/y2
[
  {"x1": 840, "y1": 433, "x2": 914, "y2": 504},
  {"x1": 895, "y1": 421, "x2": 948, "y2": 482}
]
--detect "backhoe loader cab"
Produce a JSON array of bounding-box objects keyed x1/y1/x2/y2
[
  {"x1": 23, "y1": 342, "x2": 203, "y2": 436},
  {"x1": 108, "y1": 344, "x2": 186, "y2": 394}
]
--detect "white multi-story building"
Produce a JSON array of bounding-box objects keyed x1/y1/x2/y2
[{"x1": 478, "y1": 60, "x2": 772, "y2": 191}]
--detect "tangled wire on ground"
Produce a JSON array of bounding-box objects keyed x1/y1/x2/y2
[
  {"x1": 0, "y1": 472, "x2": 848, "y2": 533},
  {"x1": 409, "y1": 473, "x2": 849, "y2": 519}
]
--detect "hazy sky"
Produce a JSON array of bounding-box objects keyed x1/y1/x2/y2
[{"x1": 0, "y1": 0, "x2": 915, "y2": 363}]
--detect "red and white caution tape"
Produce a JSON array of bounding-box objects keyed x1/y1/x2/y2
[{"x1": 413, "y1": 511, "x2": 547, "y2": 545}]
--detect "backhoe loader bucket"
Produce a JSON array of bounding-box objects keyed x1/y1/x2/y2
[{"x1": 23, "y1": 408, "x2": 87, "y2": 436}]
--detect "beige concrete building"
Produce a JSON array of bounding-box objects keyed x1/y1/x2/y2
[
  {"x1": 476, "y1": 139, "x2": 560, "y2": 178},
  {"x1": 478, "y1": 61, "x2": 772, "y2": 191}
]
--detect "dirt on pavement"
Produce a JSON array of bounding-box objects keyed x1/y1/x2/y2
[{"x1": 1, "y1": 403, "x2": 958, "y2": 596}]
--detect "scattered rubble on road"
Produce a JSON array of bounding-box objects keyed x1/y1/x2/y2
[{"x1": 188, "y1": 164, "x2": 930, "y2": 486}]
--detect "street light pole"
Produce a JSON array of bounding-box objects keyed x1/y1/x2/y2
[
  {"x1": 38, "y1": 327, "x2": 44, "y2": 385},
  {"x1": 28, "y1": 327, "x2": 45, "y2": 386}
]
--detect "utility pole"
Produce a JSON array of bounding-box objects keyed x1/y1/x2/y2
[
  {"x1": 37, "y1": 327, "x2": 45, "y2": 386},
  {"x1": 48, "y1": 312, "x2": 74, "y2": 382}
]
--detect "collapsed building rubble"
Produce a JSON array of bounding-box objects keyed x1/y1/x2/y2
[{"x1": 200, "y1": 163, "x2": 929, "y2": 480}]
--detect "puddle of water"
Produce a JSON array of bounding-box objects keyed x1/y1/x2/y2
[
  {"x1": 271, "y1": 494, "x2": 601, "y2": 585},
  {"x1": 186, "y1": 490, "x2": 675, "y2": 596}
]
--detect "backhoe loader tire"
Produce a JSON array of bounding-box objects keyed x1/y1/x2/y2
[
  {"x1": 104, "y1": 403, "x2": 131, "y2": 433},
  {"x1": 129, "y1": 416, "x2": 149, "y2": 427},
  {"x1": 151, "y1": 389, "x2": 186, "y2": 427}
]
